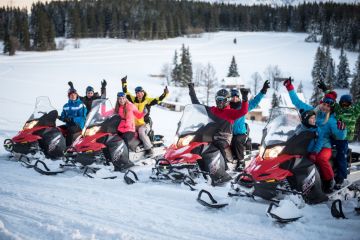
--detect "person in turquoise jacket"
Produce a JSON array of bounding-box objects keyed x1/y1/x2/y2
[
  {"x1": 283, "y1": 77, "x2": 346, "y2": 193},
  {"x1": 58, "y1": 87, "x2": 87, "y2": 146},
  {"x1": 230, "y1": 80, "x2": 270, "y2": 171}
]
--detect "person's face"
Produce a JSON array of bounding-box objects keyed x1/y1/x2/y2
[
  {"x1": 308, "y1": 115, "x2": 316, "y2": 126},
  {"x1": 118, "y1": 96, "x2": 127, "y2": 105},
  {"x1": 231, "y1": 96, "x2": 240, "y2": 103},
  {"x1": 136, "y1": 91, "x2": 144, "y2": 100},
  {"x1": 340, "y1": 101, "x2": 351, "y2": 108},
  {"x1": 86, "y1": 91, "x2": 94, "y2": 98},
  {"x1": 69, "y1": 92, "x2": 77, "y2": 100},
  {"x1": 319, "y1": 102, "x2": 331, "y2": 113}
]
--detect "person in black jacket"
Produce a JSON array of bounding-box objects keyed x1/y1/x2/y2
[{"x1": 68, "y1": 80, "x2": 107, "y2": 115}]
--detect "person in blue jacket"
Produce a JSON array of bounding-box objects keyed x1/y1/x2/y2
[
  {"x1": 230, "y1": 80, "x2": 270, "y2": 171},
  {"x1": 58, "y1": 86, "x2": 87, "y2": 146},
  {"x1": 283, "y1": 77, "x2": 346, "y2": 193}
]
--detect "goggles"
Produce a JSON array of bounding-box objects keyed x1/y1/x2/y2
[
  {"x1": 322, "y1": 98, "x2": 335, "y2": 106},
  {"x1": 216, "y1": 96, "x2": 228, "y2": 102},
  {"x1": 117, "y1": 92, "x2": 125, "y2": 97},
  {"x1": 135, "y1": 86, "x2": 144, "y2": 93}
]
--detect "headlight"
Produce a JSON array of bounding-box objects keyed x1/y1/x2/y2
[
  {"x1": 23, "y1": 120, "x2": 38, "y2": 130},
  {"x1": 263, "y1": 146, "x2": 285, "y2": 159},
  {"x1": 84, "y1": 126, "x2": 101, "y2": 136},
  {"x1": 177, "y1": 135, "x2": 195, "y2": 148}
]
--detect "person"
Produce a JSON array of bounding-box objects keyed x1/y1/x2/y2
[
  {"x1": 318, "y1": 80, "x2": 360, "y2": 188},
  {"x1": 188, "y1": 83, "x2": 249, "y2": 167},
  {"x1": 229, "y1": 80, "x2": 270, "y2": 171},
  {"x1": 121, "y1": 76, "x2": 169, "y2": 155},
  {"x1": 68, "y1": 80, "x2": 107, "y2": 115},
  {"x1": 58, "y1": 86, "x2": 87, "y2": 146},
  {"x1": 295, "y1": 109, "x2": 323, "y2": 157},
  {"x1": 115, "y1": 92, "x2": 146, "y2": 148},
  {"x1": 284, "y1": 77, "x2": 346, "y2": 193}
]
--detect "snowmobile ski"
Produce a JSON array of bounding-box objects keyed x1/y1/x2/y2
[
  {"x1": 33, "y1": 160, "x2": 66, "y2": 175},
  {"x1": 267, "y1": 202, "x2": 302, "y2": 223},
  {"x1": 124, "y1": 169, "x2": 139, "y2": 184},
  {"x1": 83, "y1": 166, "x2": 117, "y2": 179},
  {"x1": 330, "y1": 199, "x2": 347, "y2": 219},
  {"x1": 197, "y1": 189, "x2": 228, "y2": 209}
]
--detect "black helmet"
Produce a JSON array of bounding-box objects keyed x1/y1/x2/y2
[
  {"x1": 215, "y1": 89, "x2": 230, "y2": 109},
  {"x1": 300, "y1": 109, "x2": 316, "y2": 128}
]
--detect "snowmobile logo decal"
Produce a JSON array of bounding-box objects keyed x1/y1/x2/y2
[
  {"x1": 302, "y1": 168, "x2": 316, "y2": 194},
  {"x1": 209, "y1": 153, "x2": 221, "y2": 175},
  {"x1": 113, "y1": 142, "x2": 125, "y2": 161},
  {"x1": 49, "y1": 135, "x2": 61, "y2": 152}
]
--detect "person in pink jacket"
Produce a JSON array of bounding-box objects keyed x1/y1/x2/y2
[{"x1": 115, "y1": 92, "x2": 146, "y2": 147}]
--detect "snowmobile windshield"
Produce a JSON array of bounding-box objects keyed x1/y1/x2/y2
[
  {"x1": 28, "y1": 96, "x2": 57, "y2": 122},
  {"x1": 263, "y1": 107, "x2": 300, "y2": 146},
  {"x1": 176, "y1": 104, "x2": 214, "y2": 137},
  {"x1": 84, "y1": 99, "x2": 115, "y2": 129}
]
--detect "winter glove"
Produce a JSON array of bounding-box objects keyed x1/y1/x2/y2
[
  {"x1": 308, "y1": 153, "x2": 317, "y2": 162},
  {"x1": 317, "y1": 80, "x2": 328, "y2": 93},
  {"x1": 63, "y1": 117, "x2": 74, "y2": 124},
  {"x1": 260, "y1": 80, "x2": 270, "y2": 94},
  {"x1": 337, "y1": 119, "x2": 346, "y2": 130},
  {"x1": 283, "y1": 77, "x2": 294, "y2": 91},
  {"x1": 121, "y1": 76, "x2": 127, "y2": 84},
  {"x1": 240, "y1": 88, "x2": 249, "y2": 102},
  {"x1": 164, "y1": 86, "x2": 169, "y2": 95},
  {"x1": 101, "y1": 79, "x2": 107, "y2": 88},
  {"x1": 68, "y1": 81, "x2": 74, "y2": 89}
]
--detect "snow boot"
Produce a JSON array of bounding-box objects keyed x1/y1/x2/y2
[{"x1": 323, "y1": 179, "x2": 335, "y2": 194}]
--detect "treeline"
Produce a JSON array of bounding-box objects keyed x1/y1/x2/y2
[{"x1": 1, "y1": 0, "x2": 360, "y2": 54}]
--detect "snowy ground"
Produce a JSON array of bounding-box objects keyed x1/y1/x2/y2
[{"x1": 0, "y1": 32, "x2": 359, "y2": 239}]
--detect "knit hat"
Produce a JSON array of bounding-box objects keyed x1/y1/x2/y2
[
  {"x1": 68, "y1": 88, "x2": 77, "y2": 97},
  {"x1": 299, "y1": 109, "x2": 316, "y2": 128},
  {"x1": 339, "y1": 94, "x2": 352, "y2": 104},
  {"x1": 321, "y1": 91, "x2": 337, "y2": 105}
]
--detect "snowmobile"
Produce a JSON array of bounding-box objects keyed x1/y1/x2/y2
[
  {"x1": 149, "y1": 104, "x2": 233, "y2": 186},
  {"x1": 3, "y1": 96, "x2": 66, "y2": 163},
  {"x1": 61, "y1": 99, "x2": 165, "y2": 174}
]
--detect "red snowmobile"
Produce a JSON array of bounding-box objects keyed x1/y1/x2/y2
[
  {"x1": 231, "y1": 107, "x2": 328, "y2": 204},
  {"x1": 149, "y1": 104, "x2": 233, "y2": 186},
  {"x1": 3, "y1": 96, "x2": 66, "y2": 163}
]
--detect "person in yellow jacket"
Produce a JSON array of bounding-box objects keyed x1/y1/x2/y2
[{"x1": 121, "y1": 76, "x2": 169, "y2": 155}]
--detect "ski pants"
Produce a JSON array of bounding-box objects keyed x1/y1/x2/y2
[
  {"x1": 136, "y1": 124, "x2": 152, "y2": 150},
  {"x1": 213, "y1": 139, "x2": 230, "y2": 169},
  {"x1": 63, "y1": 124, "x2": 81, "y2": 147},
  {"x1": 118, "y1": 131, "x2": 135, "y2": 149},
  {"x1": 231, "y1": 134, "x2": 247, "y2": 161},
  {"x1": 334, "y1": 139, "x2": 348, "y2": 182},
  {"x1": 313, "y1": 148, "x2": 334, "y2": 181}
]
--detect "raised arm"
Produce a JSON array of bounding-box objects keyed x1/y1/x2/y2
[
  {"x1": 121, "y1": 76, "x2": 135, "y2": 102},
  {"x1": 284, "y1": 78, "x2": 313, "y2": 111},
  {"x1": 188, "y1": 83, "x2": 200, "y2": 104},
  {"x1": 148, "y1": 86, "x2": 169, "y2": 106}
]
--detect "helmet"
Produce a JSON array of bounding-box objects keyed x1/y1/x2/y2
[
  {"x1": 339, "y1": 94, "x2": 352, "y2": 105},
  {"x1": 135, "y1": 86, "x2": 144, "y2": 93},
  {"x1": 215, "y1": 89, "x2": 230, "y2": 109},
  {"x1": 86, "y1": 86, "x2": 94, "y2": 93},
  {"x1": 230, "y1": 88, "x2": 239, "y2": 97},
  {"x1": 300, "y1": 109, "x2": 316, "y2": 128}
]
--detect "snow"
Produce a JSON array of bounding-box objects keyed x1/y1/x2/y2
[{"x1": 0, "y1": 32, "x2": 359, "y2": 239}]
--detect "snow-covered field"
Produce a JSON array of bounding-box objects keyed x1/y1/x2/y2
[{"x1": 0, "y1": 32, "x2": 359, "y2": 239}]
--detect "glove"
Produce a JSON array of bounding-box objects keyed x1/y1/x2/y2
[
  {"x1": 164, "y1": 86, "x2": 169, "y2": 95},
  {"x1": 121, "y1": 76, "x2": 127, "y2": 84},
  {"x1": 260, "y1": 80, "x2": 270, "y2": 94},
  {"x1": 308, "y1": 153, "x2": 317, "y2": 162},
  {"x1": 283, "y1": 77, "x2": 294, "y2": 91},
  {"x1": 240, "y1": 88, "x2": 249, "y2": 102},
  {"x1": 317, "y1": 80, "x2": 328, "y2": 93},
  {"x1": 64, "y1": 117, "x2": 74, "y2": 124},
  {"x1": 68, "y1": 81, "x2": 74, "y2": 89},
  {"x1": 337, "y1": 119, "x2": 346, "y2": 130},
  {"x1": 101, "y1": 79, "x2": 107, "y2": 88}
]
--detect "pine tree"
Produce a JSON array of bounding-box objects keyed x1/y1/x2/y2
[
  {"x1": 324, "y1": 46, "x2": 335, "y2": 89},
  {"x1": 310, "y1": 47, "x2": 326, "y2": 106},
  {"x1": 227, "y1": 56, "x2": 240, "y2": 77},
  {"x1": 351, "y1": 53, "x2": 360, "y2": 103},
  {"x1": 335, "y1": 48, "x2": 350, "y2": 89},
  {"x1": 297, "y1": 81, "x2": 303, "y2": 93},
  {"x1": 271, "y1": 92, "x2": 280, "y2": 108},
  {"x1": 171, "y1": 50, "x2": 181, "y2": 86},
  {"x1": 179, "y1": 44, "x2": 192, "y2": 86}
]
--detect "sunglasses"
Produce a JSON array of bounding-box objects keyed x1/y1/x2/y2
[{"x1": 117, "y1": 92, "x2": 125, "y2": 97}]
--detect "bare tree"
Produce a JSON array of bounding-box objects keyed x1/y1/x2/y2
[
  {"x1": 193, "y1": 63, "x2": 205, "y2": 87},
  {"x1": 251, "y1": 72, "x2": 262, "y2": 94},
  {"x1": 161, "y1": 63, "x2": 172, "y2": 86},
  {"x1": 264, "y1": 65, "x2": 282, "y2": 90},
  {"x1": 200, "y1": 63, "x2": 217, "y2": 105}
]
